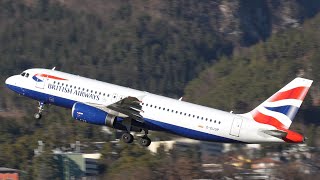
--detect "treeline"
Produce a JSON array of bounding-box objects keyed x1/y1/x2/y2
[
  {"x1": 0, "y1": 0, "x2": 233, "y2": 97},
  {"x1": 184, "y1": 13, "x2": 320, "y2": 146}
]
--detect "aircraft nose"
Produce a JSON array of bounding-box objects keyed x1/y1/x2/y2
[{"x1": 5, "y1": 76, "x2": 14, "y2": 85}]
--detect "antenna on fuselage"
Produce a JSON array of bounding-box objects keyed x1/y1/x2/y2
[{"x1": 52, "y1": 67, "x2": 56, "y2": 70}]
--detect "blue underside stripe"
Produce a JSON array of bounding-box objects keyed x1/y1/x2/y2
[{"x1": 7, "y1": 84, "x2": 243, "y2": 143}]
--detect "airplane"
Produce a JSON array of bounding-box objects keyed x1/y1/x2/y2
[{"x1": 5, "y1": 68, "x2": 313, "y2": 146}]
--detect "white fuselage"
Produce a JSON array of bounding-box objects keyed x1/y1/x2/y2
[{"x1": 5, "y1": 68, "x2": 284, "y2": 143}]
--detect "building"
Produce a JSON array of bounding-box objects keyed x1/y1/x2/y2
[
  {"x1": 147, "y1": 138, "x2": 231, "y2": 160},
  {"x1": 0, "y1": 167, "x2": 20, "y2": 180},
  {"x1": 54, "y1": 152, "x2": 101, "y2": 180}
]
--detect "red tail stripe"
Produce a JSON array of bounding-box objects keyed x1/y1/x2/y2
[
  {"x1": 36, "y1": 74, "x2": 67, "y2": 80},
  {"x1": 252, "y1": 111, "x2": 286, "y2": 130},
  {"x1": 269, "y1": 86, "x2": 309, "y2": 102}
]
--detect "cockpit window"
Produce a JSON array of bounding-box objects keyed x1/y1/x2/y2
[
  {"x1": 25, "y1": 73, "x2": 29, "y2": 78},
  {"x1": 21, "y1": 72, "x2": 26, "y2": 77}
]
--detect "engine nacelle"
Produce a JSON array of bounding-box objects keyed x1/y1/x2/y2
[{"x1": 72, "y1": 102, "x2": 115, "y2": 127}]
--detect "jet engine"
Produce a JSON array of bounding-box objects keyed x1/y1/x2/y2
[
  {"x1": 72, "y1": 102, "x2": 116, "y2": 127},
  {"x1": 72, "y1": 102, "x2": 143, "y2": 132}
]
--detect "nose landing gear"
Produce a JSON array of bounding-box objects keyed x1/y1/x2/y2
[{"x1": 34, "y1": 102, "x2": 44, "y2": 119}]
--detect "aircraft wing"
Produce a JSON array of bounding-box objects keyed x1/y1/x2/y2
[{"x1": 85, "y1": 96, "x2": 144, "y2": 123}]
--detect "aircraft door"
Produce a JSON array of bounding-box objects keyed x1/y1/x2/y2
[
  {"x1": 230, "y1": 117, "x2": 243, "y2": 137},
  {"x1": 35, "y1": 74, "x2": 47, "y2": 89}
]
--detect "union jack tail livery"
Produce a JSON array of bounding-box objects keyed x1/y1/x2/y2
[{"x1": 241, "y1": 78, "x2": 313, "y2": 143}]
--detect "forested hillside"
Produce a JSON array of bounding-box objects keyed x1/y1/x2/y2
[
  {"x1": 184, "y1": 13, "x2": 320, "y2": 146},
  {"x1": 1, "y1": 0, "x2": 320, "y2": 98},
  {"x1": 0, "y1": 0, "x2": 320, "y2": 179}
]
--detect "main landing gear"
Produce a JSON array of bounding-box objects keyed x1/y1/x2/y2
[
  {"x1": 120, "y1": 129, "x2": 151, "y2": 147},
  {"x1": 34, "y1": 102, "x2": 44, "y2": 119}
]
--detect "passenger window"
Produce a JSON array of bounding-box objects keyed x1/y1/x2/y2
[{"x1": 150, "y1": 105, "x2": 153, "y2": 107}]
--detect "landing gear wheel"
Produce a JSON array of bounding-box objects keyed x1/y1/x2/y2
[
  {"x1": 139, "y1": 136, "x2": 151, "y2": 147},
  {"x1": 121, "y1": 132, "x2": 134, "y2": 144},
  {"x1": 34, "y1": 113, "x2": 42, "y2": 120},
  {"x1": 34, "y1": 102, "x2": 45, "y2": 119}
]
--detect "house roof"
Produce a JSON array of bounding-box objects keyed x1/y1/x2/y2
[{"x1": 0, "y1": 167, "x2": 20, "y2": 173}]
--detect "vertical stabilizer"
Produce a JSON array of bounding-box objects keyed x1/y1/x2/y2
[{"x1": 244, "y1": 78, "x2": 313, "y2": 130}]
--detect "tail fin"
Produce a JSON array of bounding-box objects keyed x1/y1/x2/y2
[{"x1": 245, "y1": 77, "x2": 313, "y2": 130}]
